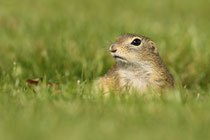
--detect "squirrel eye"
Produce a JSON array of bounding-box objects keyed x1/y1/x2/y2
[{"x1": 131, "y1": 38, "x2": 141, "y2": 46}]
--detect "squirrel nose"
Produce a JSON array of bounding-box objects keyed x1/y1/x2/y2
[
  {"x1": 110, "y1": 49, "x2": 117, "y2": 53},
  {"x1": 110, "y1": 44, "x2": 117, "y2": 53}
]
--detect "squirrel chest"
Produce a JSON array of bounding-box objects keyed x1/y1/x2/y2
[{"x1": 117, "y1": 62, "x2": 152, "y2": 91}]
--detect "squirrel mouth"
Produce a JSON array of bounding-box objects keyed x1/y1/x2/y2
[
  {"x1": 114, "y1": 55, "x2": 125, "y2": 60},
  {"x1": 113, "y1": 55, "x2": 127, "y2": 62}
]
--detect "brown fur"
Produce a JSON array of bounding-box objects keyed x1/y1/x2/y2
[{"x1": 95, "y1": 34, "x2": 173, "y2": 93}]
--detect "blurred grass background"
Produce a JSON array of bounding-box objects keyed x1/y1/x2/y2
[{"x1": 0, "y1": 0, "x2": 209, "y2": 140}]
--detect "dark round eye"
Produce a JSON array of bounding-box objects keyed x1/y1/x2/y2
[{"x1": 131, "y1": 38, "x2": 141, "y2": 46}]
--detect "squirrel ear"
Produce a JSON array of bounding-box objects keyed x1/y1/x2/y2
[{"x1": 149, "y1": 41, "x2": 158, "y2": 54}]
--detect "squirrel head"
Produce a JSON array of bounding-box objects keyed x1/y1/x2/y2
[{"x1": 110, "y1": 34, "x2": 159, "y2": 64}]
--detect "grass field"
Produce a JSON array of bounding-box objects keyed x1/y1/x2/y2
[{"x1": 0, "y1": 0, "x2": 210, "y2": 140}]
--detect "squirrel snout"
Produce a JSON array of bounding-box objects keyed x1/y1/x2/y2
[
  {"x1": 110, "y1": 44, "x2": 117, "y2": 53},
  {"x1": 110, "y1": 49, "x2": 117, "y2": 53}
]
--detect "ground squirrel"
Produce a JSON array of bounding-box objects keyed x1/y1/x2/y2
[{"x1": 96, "y1": 34, "x2": 174, "y2": 93}]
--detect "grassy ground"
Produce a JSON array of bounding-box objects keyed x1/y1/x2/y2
[{"x1": 0, "y1": 0, "x2": 210, "y2": 140}]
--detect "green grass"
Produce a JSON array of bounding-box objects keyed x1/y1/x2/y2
[{"x1": 0, "y1": 0, "x2": 210, "y2": 139}]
